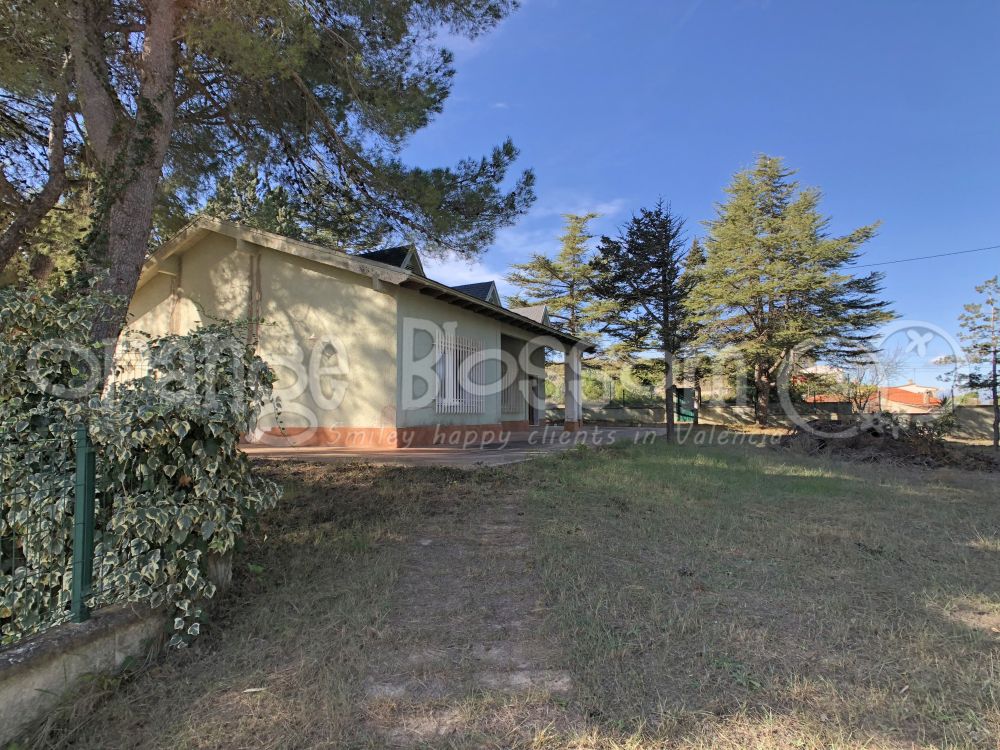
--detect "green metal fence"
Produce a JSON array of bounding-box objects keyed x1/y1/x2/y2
[
  {"x1": 71, "y1": 425, "x2": 96, "y2": 624},
  {"x1": 0, "y1": 424, "x2": 98, "y2": 646}
]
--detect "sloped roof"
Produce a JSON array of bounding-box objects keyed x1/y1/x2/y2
[
  {"x1": 894, "y1": 382, "x2": 939, "y2": 394},
  {"x1": 803, "y1": 394, "x2": 850, "y2": 404},
  {"x1": 356, "y1": 245, "x2": 425, "y2": 277},
  {"x1": 510, "y1": 304, "x2": 550, "y2": 325},
  {"x1": 137, "y1": 217, "x2": 594, "y2": 351},
  {"x1": 451, "y1": 281, "x2": 500, "y2": 306},
  {"x1": 357, "y1": 246, "x2": 410, "y2": 266},
  {"x1": 880, "y1": 387, "x2": 942, "y2": 407}
]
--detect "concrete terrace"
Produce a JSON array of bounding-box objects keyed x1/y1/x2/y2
[{"x1": 243, "y1": 426, "x2": 666, "y2": 467}]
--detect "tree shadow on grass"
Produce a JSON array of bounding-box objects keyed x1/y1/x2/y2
[
  {"x1": 527, "y1": 442, "x2": 999, "y2": 748},
  {"x1": 20, "y1": 448, "x2": 999, "y2": 749},
  {"x1": 23, "y1": 461, "x2": 507, "y2": 750}
]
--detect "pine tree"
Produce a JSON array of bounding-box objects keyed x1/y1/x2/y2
[
  {"x1": 0, "y1": 0, "x2": 533, "y2": 345},
  {"x1": 196, "y1": 161, "x2": 391, "y2": 252},
  {"x1": 591, "y1": 200, "x2": 695, "y2": 440},
  {"x1": 679, "y1": 238, "x2": 709, "y2": 423},
  {"x1": 689, "y1": 155, "x2": 894, "y2": 426},
  {"x1": 957, "y1": 276, "x2": 999, "y2": 450},
  {"x1": 505, "y1": 213, "x2": 605, "y2": 338},
  {"x1": 203, "y1": 164, "x2": 302, "y2": 239}
]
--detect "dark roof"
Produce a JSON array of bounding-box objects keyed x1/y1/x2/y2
[
  {"x1": 451, "y1": 281, "x2": 499, "y2": 303},
  {"x1": 356, "y1": 246, "x2": 411, "y2": 267}
]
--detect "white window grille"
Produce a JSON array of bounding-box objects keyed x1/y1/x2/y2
[{"x1": 435, "y1": 333, "x2": 486, "y2": 414}]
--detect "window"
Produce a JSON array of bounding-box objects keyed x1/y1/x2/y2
[{"x1": 435, "y1": 333, "x2": 485, "y2": 414}]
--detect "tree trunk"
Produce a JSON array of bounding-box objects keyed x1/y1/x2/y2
[
  {"x1": 664, "y1": 353, "x2": 675, "y2": 441},
  {"x1": 28, "y1": 253, "x2": 56, "y2": 282},
  {"x1": 693, "y1": 376, "x2": 701, "y2": 426},
  {"x1": 81, "y1": 0, "x2": 178, "y2": 347},
  {"x1": 91, "y1": 157, "x2": 174, "y2": 343},
  {"x1": 754, "y1": 364, "x2": 770, "y2": 427},
  {"x1": 992, "y1": 345, "x2": 998, "y2": 452}
]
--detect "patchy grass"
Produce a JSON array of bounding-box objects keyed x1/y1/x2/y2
[
  {"x1": 524, "y1": 441, "x2": 1000, "y2": 749},
  {"x1": 24, "y1": 461, "x2": 490, "y2": 749},
  {"x1": 21, "y1": 439, "x2": 1000, "y2": 749}
]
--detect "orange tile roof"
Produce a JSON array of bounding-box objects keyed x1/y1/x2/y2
[
  {"x1": 880, "y1": 387, "x2": 941, "y2": 407},
  {"x1": 803, "y1": 394, "x2": 847, "y2": 404}
]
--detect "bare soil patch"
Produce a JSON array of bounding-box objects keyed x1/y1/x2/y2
[{"x1": 778, "y1": 417, "x2": 999, "y2": 471}]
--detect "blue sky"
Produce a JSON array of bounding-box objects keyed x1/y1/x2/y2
[{"x1": 404, "y1": 0, "x2": 1000, "y2": 384}]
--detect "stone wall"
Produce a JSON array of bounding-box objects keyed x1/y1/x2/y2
[
  {"x1": 0, "y1": 606, "x2": 165, "y2": 745},
  {"x1": 952, "y1": 405, "x2": 998, "y2": 440}
]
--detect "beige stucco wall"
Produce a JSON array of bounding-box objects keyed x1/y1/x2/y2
[
  {"x1": 882, "y1": 401, "x2": 933, "y2": 415},
  {"x1": 125, "y1": 233, "x2": 398, "y2": 432},
  {"x1": 255, "y1": 247, "x2": 397, "y2": 431},
  {"x1": 127, "y1": 232, "x2": 250, "y2": 336},
  {"x1": 500, "y1": 334, "x2": 528, "y2": 421},
  {"x1": 395, "y1": 289, "x2": 550, "y2": 428},
  {"x1": 127, "y1": 270, "x2": 175, "y2": 335},
  {"x1": 396, "y1": 288, "x2": 501, "y2": 427}
]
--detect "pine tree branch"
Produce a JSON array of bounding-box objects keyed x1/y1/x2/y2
[{"x1": 0, "y1": 72, "x2": 71, "y2": 273}]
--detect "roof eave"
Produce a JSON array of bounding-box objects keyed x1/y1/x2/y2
[
  {"x1": 400, "y1": 276, "x2": 594, "y2": 351},
  {"x1": 138, "y1": 216, "x2": 411, "y2": 289},
  {"x1": 139, "y1": 217, "x2": 594, "y2": 351}
]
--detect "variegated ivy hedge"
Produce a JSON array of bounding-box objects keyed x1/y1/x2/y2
[{"x1": 0, "y1": 287, "x2": 280, "y2": 646}]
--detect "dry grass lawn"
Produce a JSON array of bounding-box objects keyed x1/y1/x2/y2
[{"x1": 20, "y1": 437, "x2": 1000, "y2": 749}]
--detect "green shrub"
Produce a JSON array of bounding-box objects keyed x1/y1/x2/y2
[{"x1": 0, "y1": 287, "x2": 280, "y2": 645}]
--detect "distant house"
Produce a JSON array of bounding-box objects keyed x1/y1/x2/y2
[
  {"x1": 802, "y1": 380, "x2": 944, "y2": 414},
  {"x1": 876, "y1": 383, "x2": 943, "y2": 414},
  {"x1": 802, "y1": 393, "x2": 849, "y2": 405},
  {"x1": 125, "y1": 217, "x2": 592, "y2": 447}
]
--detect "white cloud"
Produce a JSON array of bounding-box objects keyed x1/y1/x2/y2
[
  {"x1": 422, "y1": 250, "x2": 522, "y2": 302},
  {"x1": 530, "y1": 194, "x2": 628, "y2": 220},
  {"x1": 423, "y1": 252, "x2": 499, "y2": 286}
]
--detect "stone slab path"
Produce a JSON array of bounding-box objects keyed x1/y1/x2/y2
[{"x1": 358, "y1": 492, "x2": 578, "y2": 747}]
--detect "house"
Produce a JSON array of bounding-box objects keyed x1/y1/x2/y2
[
  {"x1": 876, "y1": 383, "x2": 943, "y2": 414},
  {"x1": 125, "y1": 217, "x2": 592, "y2": 448}
]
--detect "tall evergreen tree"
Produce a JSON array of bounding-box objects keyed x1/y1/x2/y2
[
  {"x1": 957, "y1": 276, "x2": 999, "y2": 450},
  {"x1": 591, "y1": 200, "x2": 695, "y2": 440},
  {"x1": 505, "y1": 213, "x2": 604, "y2": 338},
  {"x1": 203, "y1": 163, "x2": 302, "y2": 239},
  {"x1": 689, "y1": 155, "x2": 894, "y2": 426},
  {"x1": 679, "y1": 237, "x2": 709, "y2": 423},
  {"x1": 1, "y1": 0, "x2": 534, "y2": 344}
]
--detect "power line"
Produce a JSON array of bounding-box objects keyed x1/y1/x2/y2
[{"x1": 854, "y1": 243, "x2": 1000, "y2": 268}]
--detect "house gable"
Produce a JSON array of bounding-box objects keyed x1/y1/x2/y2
[
  {"x1": 510, "y1": 304, "x2": 551, "y2": 327},
  {"x1": 451, "y1": 281, "x2": 501, "y2": 306},
  {"x1": 357, "y1": 245, "x2": 426, "y2": 277}
]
